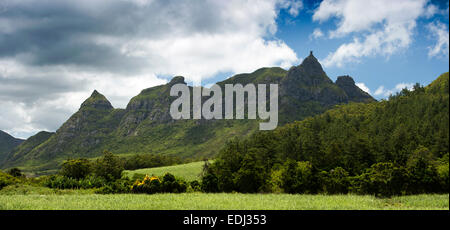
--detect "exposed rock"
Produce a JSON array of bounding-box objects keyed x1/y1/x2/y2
[
  {"x1": 335, "y1": 75, "x2": 375, "y2": 103},
  {"x1": 80, "y1": 90, "x2": 114, "y2": 110}
]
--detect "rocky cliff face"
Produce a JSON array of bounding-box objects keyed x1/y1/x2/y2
[
  {"x1": 280, "y1": 52, "x2": 347, "y2": 104},
  {"x1": 335, "y1": 75, "x2": 375, "y2": 103},
  {"x1": 2, "y1": 52, "x2": 376, "y2": 173},
  {"x1": 119, "y1": 77, "x2": 187, "y2": 136}
]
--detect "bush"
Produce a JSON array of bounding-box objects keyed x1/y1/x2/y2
[
  {"x1": 44, "y1": 175, "x2": 106, "y2": 189},
  {"x1": 95, "y1": 178, "x2": 133, "y2": 194},
  {"x1": 436, "y1": 153, "x2": 449, "y2": 192},
  {"x1": 406, "y1": 146, "x2": 440, "y2": 194},
  {"x1": 281, "y1": 160, "x2": 316, "y2": 194},
  {"x1": 352, "y1": 162, "x2": 408, "y2": 197},
  {"x1": 189, "y1": 180, "x2": 202, "y2": 192},
  {"x1": 162, "y1": 173, "x2": 187, "y2": 193},
  {"x1": 233, "y1": 152, "x2": 266, "y2": 193},
  {"x1": 131, "y1": 175, "x2": 162, "y2": 194},
  {"x1": 0, "y1": 170, "x2": 20, "y2": 190},
  {"x1": 93, "y1": 151, "x2": 124, "y2": 181},
  {"x1": 201, "y1": 173, "x2": 219, "y2": 193},
  {"x1": 322, "y1": 167, "x2": 350, "y2": 194},
  {"x1": 44, "y1": 175, "x2": 80, "y2": 189},
  {"x1": 7, "y1": 168, "x2": 25, "y2": 178},
  {"x1": 60, "y1": 159, "x2": 92, "y2": 179},
  {"x1": 200, "y1": 160, "x2": 219, "y2": 193},
  {"x1": 131, "y1": 173, "x2": 187, "y2": 194}
]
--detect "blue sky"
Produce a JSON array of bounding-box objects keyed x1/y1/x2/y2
[{"x1": 0, "y1": 0, "x2": 449, "y2": 138}]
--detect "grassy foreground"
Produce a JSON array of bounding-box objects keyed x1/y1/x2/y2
[{"x1": 0, "y1": 193, "x2": 448, "y2": 210}]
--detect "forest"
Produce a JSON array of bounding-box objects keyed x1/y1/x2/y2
[{"x1": 201, "y1": 73, "x2": 449, "y2": 196}]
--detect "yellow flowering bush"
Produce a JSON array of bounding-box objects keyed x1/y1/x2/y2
[
  {"x1": 130, "y1": 173, "x2": 187, "y2": 194},
  {"x1": 131, "y1": 174, "x2": 162, "y2": 194}
]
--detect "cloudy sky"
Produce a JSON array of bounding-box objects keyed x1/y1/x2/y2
[{"x1": 0, "y1": 0, "x2": 449, "y2": 139}]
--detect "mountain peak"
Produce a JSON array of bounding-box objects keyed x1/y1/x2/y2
[
  {"x1": 169, "y1": 76, "x2": 186, "y2": 85},
  {"x1": 299, "y1": 50, "x2": 323, "y2": 73},
  {"x1": 335, "y1": 75, "x2": 355, "y2": 85},
  {"x1": 335, "y1": 75, "x2": 375, "y2": 103},
  {"x1": 80, "y1": 90, "x2": 113, "y2": 110},
  {"x1": 284, "y1": 51, "x2": 332, "y2": 86},
  {"x1": 91, "y1": 90, "x2": 101, "y2": 97}
]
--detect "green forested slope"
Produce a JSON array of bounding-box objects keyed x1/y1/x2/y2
[{"x1": 204, "y1": 72, "x2": 449, "y2": 195}]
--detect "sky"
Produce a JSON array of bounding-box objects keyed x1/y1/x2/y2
[{"x1": 0, "y1": 0, "x2": 448, "y2": 139}]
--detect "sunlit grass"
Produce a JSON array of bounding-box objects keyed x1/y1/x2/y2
[
  {"x1": 0, "y1": 193, "x2": 447, "y2": 210},
  {"x1": 125, "y1": 161, "x2": 209, "y2": 181}
]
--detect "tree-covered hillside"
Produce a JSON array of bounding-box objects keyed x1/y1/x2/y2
[{"x1": 203, "y1": 72, "x2": 449, "y2": 196}]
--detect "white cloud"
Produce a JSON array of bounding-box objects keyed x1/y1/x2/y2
[
  {"x1": 355, "y1": 82, "x2": 370, "y2": 94},
  {"x1": 278, "y1": 0, "x2": 303, "y2": 17},
  {"x1": 374, "y1": 83, "x2": 414, "y2": 98},
  {"x1": 427, "y1": 21, "x2": 449, "y2": 58},
  {"x1": 313, "y1": 0, "x2": 436, "y2": 67},
  {"x1": 310, "y1": 28, "x2": 324, "y2": 39},
  {"x1": 395, "y1": 83, "x2": 414, "y2": 91}
]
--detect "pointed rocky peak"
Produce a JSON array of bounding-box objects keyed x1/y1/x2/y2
[
  {"x1": 80, "y1": 90, "x2": 113, "y2": 110},
  {"x1": 284, "y1": 51, "x2": 332, "y2": 86},
  {"x1": 335, "y1": 75, "x2": 356, "y2": 86},
  {"x1": 335, "y1": 75, "x2": 375, "y2": 103},
  {"x1": 169, "y1": 76, "x2": 186, "y2": 85},
  {"x1": 298, "y1": 51, "x2": 327, "y2": 76}
]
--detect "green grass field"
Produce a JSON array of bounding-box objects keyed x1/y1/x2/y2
[
  {"x1": 0, "y1": 192, "x2": 447, "y2": 210},
  {"x1": 125, "y1": 161, "x2": 208, "y2": 181},
  {"x1": 2, "y1": 162, "x2": 448, "y2": 210}
]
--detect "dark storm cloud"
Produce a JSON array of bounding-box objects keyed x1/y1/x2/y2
[
  {"x1": 0, "y1": 71, "x2": 89, "y2": 104},
  {"x1": 0, "y1": 0, "x2": 230, "y2": 72}
]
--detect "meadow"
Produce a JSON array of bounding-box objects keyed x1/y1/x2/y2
[
  {"x1": 1, "y1": 160, "x2": 448, "y2": 210},
  {"x1": 0, "y1": 191, "x2": 448, "y2": 210},
  {"x1": 125, "y1": 161, "x2": 208, "y2": 181}
]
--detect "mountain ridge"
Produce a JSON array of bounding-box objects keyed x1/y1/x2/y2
[
  {"x1": 0, "y1": 130, "x2": 24, "y2": 162},
  {"x1": 1, "y1": 52, "x2": 376, "y2": 173}
]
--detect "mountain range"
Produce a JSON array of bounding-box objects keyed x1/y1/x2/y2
[{"x1": 0, "y1": 52, "x2": 375, "y2": 174}]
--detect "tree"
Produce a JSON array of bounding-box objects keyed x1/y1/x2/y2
[
  {"x1": 7, "y1": 168, "x2": 24, "y2": 178},
  {"x1": 60, "y1": 159, "x2": 91, "y2": 179},
  {"x1": 93, "y1": 151, "x2": 124, "y2": 181}
]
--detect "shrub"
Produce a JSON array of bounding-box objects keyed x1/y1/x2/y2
[
  {"x1": 131, "y1": 175, "x2": 162, "y2": 194},
  {"x1": 60, "y1": 159, "x2": 92, "y2": 179},
  {"x1": 44, "y1": 175, "x2": 106, "y2": 189},
  {"x1": 281, "y1": 160, "x2": 316, "y2": 194},
  {"x1": 93, "y1": 151, "x2": 124, "y2": 181},
  {"x1": 95, "y1": 178, "x2": 133, "y2": 194},
  {"x1": 322, "y1": 167, "x2": 350, "y2": 194},
  {"x1": 0, "y1": 170, "x2": 20, "y2": 190},
  {"x1": 233, "y1": 152, "x2": 266, "y2": 193},
  {"x1": 44, "y1": 175, "x2": 80, "y2": 189},
  {"x1": 268, "y1": 168, "x2": 283, "y2": 193},
  {"x1": 200, "y1": 161, "x2": 219, "y2": 193},
  {"x1": 352, "y1": 162, "x2": 408, "y2": 197},
  {"x1": 131, "y1": 173, "x2": 187, "y2": 194},
  {"x1": 406, "y1": 146, "x2": 440, "y2": 193},
  {"x1": 162, "y1": 173, "x2": 187, "y2": 193},
  {"x1": 436, "y1": 153, "x2": 449, "y2": 192},
  {"x1": 189, "y1": 180, "x2": 202, "y2": 192},
  {"x1": 7, "y1": 168, "x2": 24, "y2": 178},
  {"x1": 201, "y1": 172, "x2": 219, "y2": 193}
]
